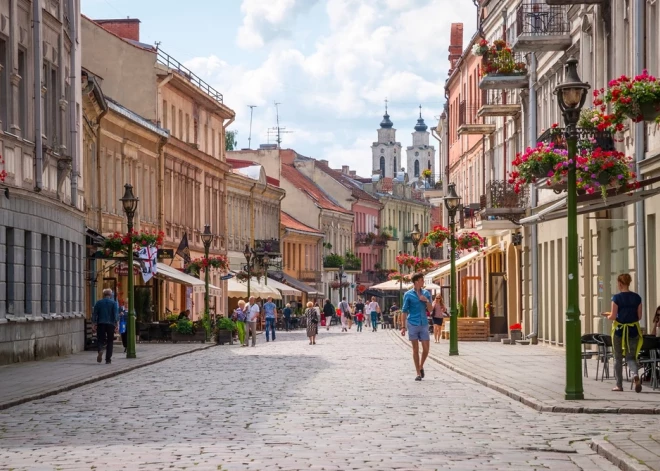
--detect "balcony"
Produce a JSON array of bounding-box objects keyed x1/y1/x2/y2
[
  {"x1": 537, "y1": 127, "x2": 616, "y2": 151},
  {"x1": 355, "y1": 232, "x2": 373, "y2": 246},
  {"x1": 458, "y1": 101, "x2": 496, "y2": 136},
  {"x1": 512, "y1": 3, "x2": 571, "y2": 53},
  {"x1": 157, "y1": 49, "x2": 224, "y2": 104},
  {"x1": 478, "y1": 90, "x2": 522, "y2": 118},
  {"x1": 254, "y1": 238, "x2": 281, "y2": 255},
  {"x1": 546, "y1": 0, "x2": 603, "y2": 4},
  {"x1": 479, "y1": 180, "x2": 529, "y2": 226},
  {"x1": 414, "y1": 173, "x2": 444, "y2": 198},
  {"x1": 298, "y1": 269, "x2": 322, "y2": 283},
  {"x1": 479, "y1": 51, "x2": 529, "y2": 90}
]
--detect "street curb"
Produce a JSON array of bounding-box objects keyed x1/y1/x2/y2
[
  {"x1": 389, "y1": 331, "x2": 660, "y2": 415},
  {"x1": 0, "y1": 343, "x2": 215, "y2": 411},
  {"x1": 590, "y1": 438, "x2": 653, "y2": 471}
]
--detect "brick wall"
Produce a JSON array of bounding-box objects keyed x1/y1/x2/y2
[{"x1": 95, "y1": 19, "x2": 140, "y2": 41}]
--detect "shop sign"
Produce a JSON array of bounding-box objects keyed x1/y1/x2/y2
[{"x1": 116, "y1": 263, "x2": 139, "y2": 277}]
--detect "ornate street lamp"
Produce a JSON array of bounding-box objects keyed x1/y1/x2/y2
[
  {"x1": 443, "y1": 183, "x2": 461, "y2": 356},
  {"x1": 243, "y1": 244, "x2": 253, "y2": 298},
  {"x1": 555, "y1": 57, "x2": 589, "y2": 400},
  {"x1": 410, "y1": 223, "x2": 422, "y2": 257},
  {"x1": 120, "y1": 184, "x2": 139, "y2": 359},
  {"x1": 201, "y1": 225, "x2": 215, "y2": 323}
]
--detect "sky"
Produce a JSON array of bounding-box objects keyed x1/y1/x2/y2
[{"x1": 82, "y1": 0, "x2": 476, "y2": 177}]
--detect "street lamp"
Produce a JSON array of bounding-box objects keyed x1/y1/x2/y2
[
  {"x1": 398, "y1": 250, "x2": 404, "y2": 309},
  {"x1": 411, "y1": 223, "x2": 422, "y2": 257},
  {"x1": 120, "y1": 184, "x2": 139, "y2": 359},
  {"x1": 201, "y1": 225, "x2": 215, "y2": 322},
  {"x1": 243, "y1": 244, "x2": 253, "y2": 298},
  {"x1": 555, "y1": 57, "x2": 589, "y2": 400},
  {"x1": 443, "y1": 183, "x2": 462, "y2": 356}
]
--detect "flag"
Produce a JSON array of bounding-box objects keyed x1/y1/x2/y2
[
  {"x1": 176, "y1": 233, "x2": 191, "y2": 264},
  {"x1": 138, "y1": 246, "x2": 157, "y2": 283}
]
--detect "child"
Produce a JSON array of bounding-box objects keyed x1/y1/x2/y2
[{"x1": 355, "y1": 310, "x2": 365, "y2": 332}]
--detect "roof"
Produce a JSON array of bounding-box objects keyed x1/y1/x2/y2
[
  {"x1": 312, "y1": 160, "x2": 381, "y2": 206},
  {"x1": 105, "y1": 96, "x2": 169, "y2": 138},
  {"x1": 227, "y1": 158, "x2": 280, "y2": 186},
  {"x1": 281, "y1": 211, "x2": 323, "y2": 235},
  {"x1": 281, "y1": 164, "x2": 351, "y2": 214}
]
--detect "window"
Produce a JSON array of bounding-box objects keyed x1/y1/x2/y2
[
  {"x1": 211, "y1": 128, "x2": 215, "y2": 157},
  {"x1": 0, "y1": 38, "x2": 8, "y2": 131},
  {"x1": 18, "y1": 49, "x2": 27, "y2": 136},
  {"x1": 414, "y1": 160, "x2": 420, "y2": 177},
  {"x1": 171, "y1": 105, "x2": 176, "y2": 137},
  {"x1": 25, "y1": 231, "x2": 32, "y2": 314},
  {"x1": 44, "y1": 61, "x2": 60, "y2": 146},
  {"x1": 185, "y1": 113, "x2": 190, "y2": 143},
  {"x1": 178, "y1": 109, "x2": 183, "y2": 139},
  {"x1": 379, "y1": 156, "x2": 385, "y2": 176},
  {"x1": 41, "y1": 235, "x2": 49, "y2": 314},
  {"x1": 163, "y1": 100, "x2": 168, "y2": 130},
  {"x1": 393, "y1": 157, "x2": 397, "y2": 175}
]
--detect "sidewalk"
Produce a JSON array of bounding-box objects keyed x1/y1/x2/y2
[
  {"x1": 389, "y1": 330, "x2": 660, "y2": 413},
  {"x1": 591, "y1": 434, "x2": 660, "y2": 471},
  {"x1": 0, "y1": 342, "x2": 215, "y2": 410}
]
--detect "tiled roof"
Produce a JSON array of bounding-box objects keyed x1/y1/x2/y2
[
  {"x1": 281, "y1": 211, "x2": 323, "y2": 235},
  {"x1": 227, "y1": 158, "x2": 257, "y2": 169},
  {"x1": 381, "y1": 177, "x2": 394, "y2": 192},
  {"x1": 281, "y1": 164, "x2": 351, "y2": 214},
  {"x1": 313, "y1": 161, "x2": 381, "y2": 206}
]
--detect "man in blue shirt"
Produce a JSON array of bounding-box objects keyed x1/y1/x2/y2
[
  {"x1": 283, "y1": 303, "x2": 293, "y2": 331},
  {"x1": 92, "y1": 288, "x2": 120, "y2": 364},
  {"x1": 401, "y1": 273, "x2": 432, "y2": 381},
  {"x1": 263, "y1": 297, "x2": 277, "y2": 342}
]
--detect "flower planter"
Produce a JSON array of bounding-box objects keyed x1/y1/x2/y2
[
  {"x1": 510, "y1": 329, "x2": 523, "y2": 342},
  {"x1": 172, "y1": 330, "x2": 206, "y2": 343},
  {"x1": 215, "y1": 329, "x2": 233, "y2": 345},
  {"x1": 639, "y1": 102, "x2": 660, "y2": 122}
]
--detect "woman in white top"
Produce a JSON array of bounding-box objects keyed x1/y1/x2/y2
[
  {"x1": 368, "y1": 297, "x2": 381, "y2": 332},
  {"x1": 431, "y1": 295, "x2": 447, "y2": 343}
]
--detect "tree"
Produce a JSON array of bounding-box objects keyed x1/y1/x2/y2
[
  {"x1": 471, "y1": 297, "x2": 479, "y2": 318},
  {"x1": 225, "y1": 130, "x2": 238, "y2": 151}
]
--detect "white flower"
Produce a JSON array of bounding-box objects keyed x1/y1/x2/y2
[{"x1": 472, "y1": 44, "x2": 483, "y2": 56}]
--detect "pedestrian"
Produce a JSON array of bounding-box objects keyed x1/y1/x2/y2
[
  {"x1": 92, "y1": 288, "x2": 120, "y2": 364},
  {"x1": 355, "y1": 310, "x2": 365, "y2": 332},
  {"x1": 339, "y1": 297, "x2": 351, "y2": 332},
  {"x1": 283, "y1": 303, "x2": 293, "y2": 331},
  {"x1": 431, "y1": 294, "x2": 447, "y2": 343},
  {"x1": 601, "y1": 273, "x2": 643, "y2": 392},
  {"x1": 263, "y1": 296, "x2": 277, "y2": 342},
  {"x1": 119, "y1": 303, "x2": 128, "y2": 353},
  {"x1": 178, "y1": 309, "x2": 190, "y2": 320},
  {"x1": 367, "y1": 297, "x2": 380, "y2": 332},
  {"x1": 401, "y1": 273, "x2": 432, "y2": 381},
  {"x1": 652, "y1": 306, "x2": 660, "y2": 337},
  {"x1": 234, "y1": 300, "x2": 247, "y2": 346},
  {"x1": 389, "y1": 302, "x2": 400, "y2": 329},
  {"x1": 323, "y1": 299, "x2": 335, "y2": 331},
  {"x1": 245, "y1": 296, "x2": 260, "y2": 347},
  {"x1": 305, "y1": 301, "x2": 319, "y2": 345}
]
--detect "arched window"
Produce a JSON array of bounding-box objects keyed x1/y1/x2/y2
[
  {"x1": 414, "y1": 160, "x2": 420, "y2": 177},
  {"x1": 393, "y1": 157, "x2": 397, "y2": 176},
  {"x1": 380, "y1": 156, "x2": 385, "y2": 176}
]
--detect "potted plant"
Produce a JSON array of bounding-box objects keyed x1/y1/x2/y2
[
  {"x1": 508, "y1": 142, "x2": 567, "y2": 193},
  {"x1": 509, "y1": 323, "x2": 523, "y2": 342},
  {"x1": 594, "y1": 70, "x2": 660, "y2": 123},
  {"x1": 387, "y1": 272, "x2": 412, "y2": 283},
  {"x1": 323, "y1": 253, "x2": 344, "y2": 269},
  {"x1": 484, "y1": 302, "x2": 493, "y2": 318},
  {"x1": 471, "y1": 38, "x2": 490, "y2": 57},
  {"x1": 471, "y1": 298, "x2": 479, "y2": 318},
  {"x1": 421, "y1": 168, "x2": 432, "y2": 179},
  {"x1": 171, "y1": 319, "x2": 206, "y2": 343},
  {"x1": 425, "y1": 224, "x2": 451, "y2": 247},
  {"x1": 185, "y1": 255, "x2": 230, "y2": 277},
  {"x1": 214, "y1": 317, "x2": 236, "y2": 345},
  {"x1": 456, "y1": 232, "x2": 484, "y2": 251}
]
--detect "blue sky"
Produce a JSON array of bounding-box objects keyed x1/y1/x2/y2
[{"x1": 82, "y1": 0, "x2": 476, "y2": 177}]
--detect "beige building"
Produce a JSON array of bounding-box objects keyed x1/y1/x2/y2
[
  {"x1": 82, "y1": 17, "x2": 235, "y2": 319},
  {"x1": 281, "y1": 211, "x2": 324, "y2": 303}
]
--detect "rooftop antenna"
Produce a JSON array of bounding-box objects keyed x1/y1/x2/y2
[
  {"x1": 247, "y1": 105, "x2": 256, "y2": 149},
  {"x1": 154, "y1": 41, "x2": 161, "y2": 51},
  {"x1": 268, "y1": 101, "x2": 292, "y2": 148}
]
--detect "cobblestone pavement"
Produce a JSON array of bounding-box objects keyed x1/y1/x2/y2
[{"x1": 1, "y1": 330, "x2": 659, "y2": 471}]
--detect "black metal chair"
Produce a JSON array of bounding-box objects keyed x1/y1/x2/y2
[
  {"x1": 594, "y1": 334, "x2": 614, "y2": 381},
  {"x1": 638, "y1": 336, "x2": 660, "y2": 390},
  {"x1": 581, "y1": 334, "x2": 599, "y2": 378}
]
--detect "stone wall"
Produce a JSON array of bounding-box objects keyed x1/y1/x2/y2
[{"x1": 0, "y1": 318, "x2": 85, "y2": 365}]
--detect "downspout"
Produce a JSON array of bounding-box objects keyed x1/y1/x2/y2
[
  {"x1": 249, "y1": 182, "x2": 257, "y2": 247},
  {"x1": 33, "y1": 0, "x2": 43, "y2": 191},
  {"x1": 529, "y1": 52, "x2": 539, "y2": 343},
  {"x1": 96, "y1": 107, "x2": 108, "y2": 231},
  {"x1": 634, "y1": 0, "x2": 646, "y2": 317},
  {"x1": 501, "y1": 8, "x2": 507, "y2": 182},
  {"x1": 157, "y1": 135, "x2": 167, "y2": 233},
  {"x1": 68, "y1": 0, "x2": 78, "y2": 206}
]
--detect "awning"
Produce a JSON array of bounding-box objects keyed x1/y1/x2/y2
[
  {"x1": 279, "y1": 272, "x2": 322, "y2": 296},
  {"x1": 371, "y1": 279, "x2": 442, "y2": 292},
  {"x1": 155, "y1": 263, "x2": 205, "y2": 293},
  {"x1": 519, "y1": 197, "x2": 567, "y2": 225},
  {"x1": 426, "y1": 245, "x2": 500, "y2": 282},
  {"x1": 225, "y1": 275, "x2": 282, "y2": 299},
  {"x1": 266, "y1": 276, "x2": 302, "y2": 296}
]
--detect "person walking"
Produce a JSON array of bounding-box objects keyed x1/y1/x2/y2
[
  {"x1": 431, "y1": 294, "x2": 447, "y2": 343},
  {"x1": 245, "y1": 296, "x2": 260, "y2": 347},
  {"x1": 305, "y1": 301, "x2": 319, "y2": 345},
  {"x1": 119, "y1": 303, "x2": 128, "y2": 353},
  {"x1": 389, "y1": 302, "x2": 400, "y2": 329},
  {"x1": 234, "y1": 300, "x2": 247, "y2": 346},
  {"x1": 263, "y1": 296, "x2": 277, "y2": 342},
  {"x1": 367, "y1": 297, "x2": 380, "y2": 332},
  {"x1": 323, "y1": 299, "x2": 335, "y2": 331},
  {"x1": 401, "y1": 273, "x2": 432, "y2": 381},
  {"x1": 339, "y1": 297, "x2": 351, "y2": 332},
  {"x1": 355, "y1": 310, "x2": 365, "y2": 332},
  {"x1": 283, "y1": 303, "x2": 293, "y2": 331},
  {"x1": 601, "y1": 273, "x2": 643, "y2": 392},
  {"x1": 92, "y1": 288, "x2": 120, "y2": 364}
]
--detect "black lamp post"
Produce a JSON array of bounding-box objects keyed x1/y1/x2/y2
[
  {"x1": 120, "y1": 184, "x2": 139, "y2": 359},
  {"x1": 443, "y1": 183, "x2": 462, "y2": 356},
  {"x1": 243, "y1": 244, "x2": 253, "y2": 298},
  {"x1": 200, "y1": 225, "x2": 214, "y2": 322},
  {"x1": 555, "y1": 57, "x2": 589, "y2": 400},
  {"x1": 411, "y1": 223, "x2": 422, "y2": 258}
]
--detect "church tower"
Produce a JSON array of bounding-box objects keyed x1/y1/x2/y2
[
  {"x1": 371, "y1": 101, "x2": 402, "y2": 178},
  {"x1": 406, "y1": 105, "x2": 435, "y2": 178}
]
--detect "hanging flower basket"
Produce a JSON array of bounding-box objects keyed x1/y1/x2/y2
[
  {"x1": 508, "y1": 142, "x2": 567, "y2": 193},
  {"x1": 388, "y1": 272, "x2": 412, "y2": 283},
  {"x1": 185, "y1": 255, "x2": 230, "y2": 277},
  {"x1": 425, "y1": 225, "x2": 451, "y2": 247},
  {"x1": 102, "y1": 229, "x2": 164, "y2": 256},
  {"x1": 421, "y1": 169, "x2": 432, "y2": 179},
  {"x1": 594, "y1": 70, "x2": 660, "y2": 124},
  {"x1": 395, "y1": 253, "x2": 416, "y2": 269},
  {"x1": 456, "y1": 232, "x2": 484, "y2": 252},
  {"x1": 474, "y1": 40, "x2": 527, "y2": 77}
]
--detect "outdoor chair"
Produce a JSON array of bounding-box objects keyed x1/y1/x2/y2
[
  {"x1": 138, "y1": 322, "x2": 151, "y2": 342},
  {"x1": 594, "y1": 334, "x2": 614, "y2": 381},
  {"x1": 637, "y1": 336, "x2": 660, "y2": 390},
  {"x1": 581, "y1": 334, "x2": 599, "y2": 378}
]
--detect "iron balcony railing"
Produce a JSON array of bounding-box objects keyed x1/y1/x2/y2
[
  {"x1": 483, "y1": 89, "x2": 522, "y2": 106},
  {"x1": 157, "y1": 49, "x2": 224, "y2": 104},
  {"x1": 480, "y1": 180, "x2": 529, "y2": 212},
  {"x1": 459, "y1": 100, "x2": 483, "y2": 126},
  {"x1": 416, "y1": 173, "x2": 443, "y2": 191},
  {"x1": 254, "y1": 239, "x2": 281, "y2": 255},
  {"x1": 537, "y1": 127, "x2": 616, "y2": 151},
  {"x1": 298, "y1": 269, "x2": 322, "y2": 283},
  {"x1": 516, "y1": 3, "x2": 569, "y2": 38}
]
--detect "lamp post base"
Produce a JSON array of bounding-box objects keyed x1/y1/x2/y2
[{"x1": 564, "y1": 392, "x2": 584, "y2": 401}]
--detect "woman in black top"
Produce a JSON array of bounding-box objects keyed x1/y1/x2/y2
[
  {"x1": 323, "y1": 299, "x2": 335, "y2": 331},
  {"x1": 602, "y1": 273, "x2": 643, "y2": 392}
]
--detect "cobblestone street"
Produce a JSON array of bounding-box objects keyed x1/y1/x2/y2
[{"x1": 1, "y1": 330, "x2": 659, "y2": 471}]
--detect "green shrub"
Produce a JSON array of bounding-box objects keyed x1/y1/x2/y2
[
  {"x1": 215, "y1": 317, "x2": 236, "y2": 331},
  {"x1": 324, "y1": 253, "x2": 344, "y2": 268},
  {"x1": 458, "y1": 303, "x2": 465, "y2": 318},
  {"x1": 471, "y1": 298, "x2": 479, "y2": 318},
  {"x1": 174, "y1": 319, "x2": 193, "y2": 335},
  {"x1": 166, "y1": 314, "x2": 180, "y2": 323}
]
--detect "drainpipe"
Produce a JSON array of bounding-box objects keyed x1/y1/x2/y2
[
  {"x1": 529, "y1": 53, "x2": 539, "y2": 343},
  {"x1": 96, "y1": 107, "x2": 108, "y2": 231},
  {"x1": 33, "y1": 0, "x2": 43, "y2": 192},
  {"x1": 67, "y1": 0, "x2": 78, "y2": 206},
  {"x1": 634, "y1": 0, "x2": 646, "y2": 316}
]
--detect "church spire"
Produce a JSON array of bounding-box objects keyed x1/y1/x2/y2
[
  {"x1": 380, "y1": 98, "x2": 393, "y2": 129},
  {"x1": 414, "y1": 104, "x2": 428, "y2": 132}
]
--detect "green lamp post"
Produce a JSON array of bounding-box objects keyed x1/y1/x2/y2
[
  {"x1": 243, "y1": 244, "x2": 253, "y2": 298},
  {"x1": 555, "y1": 57, "x2": 589, "y2": 400},
  {"x1": 411, "y1": 223, "x2": 422, "y2": 258},
  {"x1": 201, "y1": 225, "x2": 215, "y2": 324},
  {"x1": 120, "y1": 184, "x2": 139, "y2": 359},
  {"x1": 443, "y1": 183, "x2": 461, "y2": 356}
]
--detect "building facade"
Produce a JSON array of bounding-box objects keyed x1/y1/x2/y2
[{"x1": 281, "y1": 210, "x2": 323, "y2": 303}]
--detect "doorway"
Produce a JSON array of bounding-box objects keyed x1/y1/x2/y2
[{"x1": 490, "y1": 272, "x2": 508, "y2": 335}]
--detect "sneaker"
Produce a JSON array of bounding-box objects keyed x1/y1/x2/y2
[
  {"x1": 415, "y1": 375, "x2": 422, "y2": 381},
  {"x1": 97, "y1": 351, "x2": 103, "y2": 363},
  {"x1": 105, "y1": 360, "x2": 111, "y2": 364},
  {"x1": 420, "y1": 368, "x2": 425, "y2": 379},
  {"x1": 634, "y1": 375, "x2": 642, "y2": 393}
]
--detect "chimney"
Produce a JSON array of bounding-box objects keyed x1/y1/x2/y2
[
  {"x1": 319, "y1": 159, "x2": 329, "y2": 166},
  {"x1": 341, "y1": 165, "x2": 349, "y2": 174},
  {"x1": 448, "y1": 23, "x2": 463, "y2": 74},
  {"x1": 349, "y1": 170, "x2": 356, "y2": 177},
  {"x1": 95, "y1": 18, "x2": 141, "y2": 42}
]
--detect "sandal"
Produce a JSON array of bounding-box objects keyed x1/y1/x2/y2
[
  {"x1": 634, "y1": 375, "x2": 642, "y2": 393},
  {"x1": 612, "y1": 386, "x2": 623, "y2": 392}
]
